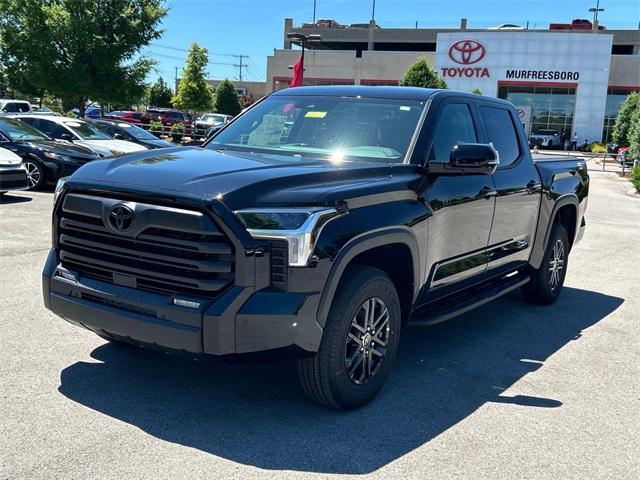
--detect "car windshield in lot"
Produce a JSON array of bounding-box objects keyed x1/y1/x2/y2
[
  {"x1": 113, "y1": 122, "x2": 158, "y2": 140},
  {"x1": 200, "y1": 114, "x2": 227, "y2": 124},
  {"x1": 534, "y1": 129, "x2": 559, "y2": 135},
  {"x1": 0, "y1": 117, "x2": 49, "y2": 142},
  {"x1": 206, "y1": 95, "x2": 425, "y2": 163},
  {"x1": 63, "y1": 121, "x2": 112, "y2": 140}
]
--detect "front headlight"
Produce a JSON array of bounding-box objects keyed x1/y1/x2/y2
[
  {"x1": 235, "y1": 207, "x2": 344, "y2": 266},
  {"x1": 53, "y1": 176, "x2": 69, "y2": 203}
]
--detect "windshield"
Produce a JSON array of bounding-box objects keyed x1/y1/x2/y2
[
  {"x1": 64, "y1": 121, "x2": 111, "y2": 140},
  {"x1": 0, "y1": 117, "x2": 49, "y2": 141},
  {"x1": 201, "y1": 114, "x2": 227, "y2": 124},
  {"x1": 206, "y1": 95, "x2": 425, "y2": 163},
  {"x1": 116, "y1": 122, "x2": 157, "y2": 140}
]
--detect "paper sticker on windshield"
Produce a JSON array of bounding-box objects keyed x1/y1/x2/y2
[
  {"x1": 305, "y1": 111, "x2": 327, "y2": 119},
  {"x1": 399, "y1": 106, "x2": 411, "y2": 111},
  {"x1": 65, "y1": 122, "x2": 82, "y2": 128},
  {"x1": 117, "y1": 123, "x2": 132, "y2": 128}
]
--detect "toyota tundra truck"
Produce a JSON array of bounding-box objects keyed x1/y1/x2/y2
[{"x1": 44, "y1": 86, "x2": 588, "y2": 410}]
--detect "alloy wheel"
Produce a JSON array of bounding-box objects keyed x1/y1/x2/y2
[
  {"x1": 344, "y1": 297, "x2": 391, "y2": 385},
  {"x1": 24, "y1": 161, "x2": 41, "y2": 189},
  {"x1": 548, "y1": 239, "x2": 565, "y2": 290}
]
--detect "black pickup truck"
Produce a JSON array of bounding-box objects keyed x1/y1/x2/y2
[{"x1": 44, "y1": 86, "x2": 588, "y2": 409}]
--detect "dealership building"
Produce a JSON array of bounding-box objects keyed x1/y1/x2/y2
[{"x1": 266, "y1": 19, "x2": 640, "y2": 142}]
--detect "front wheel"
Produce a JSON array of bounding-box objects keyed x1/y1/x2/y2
[
  {"x1": 23, "y1": 158, "x2": 45, "y2": 190},
  {"x1": 521, "y1": 224, "x2": 569, "y2": 305},
  {"x1": 297, "y1": 266, "x2": 402, "y2": 410}
]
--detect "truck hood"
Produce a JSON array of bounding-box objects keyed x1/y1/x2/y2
[{"x1": 68, "y1": 146, "x2": 415, "y2": 210}]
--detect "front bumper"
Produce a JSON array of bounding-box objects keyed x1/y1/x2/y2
[
  {"x1": 0, "y1": 166, "x2": 28, "y2": 191},
  {"x1": 43, "y1": 249, "x2": 323, "y2": 357}
]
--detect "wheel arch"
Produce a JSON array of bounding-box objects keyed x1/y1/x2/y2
[
  {"x1": 529, "y1": 194, "x2": 579, "y2": 269},
  {"x1": 316, "y1": 228, "x2": 420, "y2": 328}
]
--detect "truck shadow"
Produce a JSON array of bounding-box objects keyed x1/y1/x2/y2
[{"x1": 58, "y1": 287, "x2": 622, "y2": 474}]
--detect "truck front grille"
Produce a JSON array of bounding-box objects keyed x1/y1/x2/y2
[{"x1": 57, "y1": 193, "x2": 235, "y2": 298}]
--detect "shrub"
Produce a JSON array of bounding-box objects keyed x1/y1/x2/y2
[
  {"x1": 590, "y1": 142, "x2": 607, "y2": 153},
  {"x1": 632, "y1": 167, "x2": 640, "y2": 193},
  {"x1": 149, "y1": 120, "x2": 163, "y2": 137},
  {"x1": 399, "y1": 57, "x2": 447, "y2": 89},
  {"x1": 170, "y1": 122, "x2": 185, "y2": 142}
]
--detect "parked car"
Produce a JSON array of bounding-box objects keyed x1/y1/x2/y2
[
  {"x1": 529, "y1": 129, "x2": 563, "y2": 149},
  {"x1": 31, "y1": 105, "x2": 58, "y2": 116},
  {"x1": 67, "y1": 106, "x2": 103, "y2": 119},
  {"x1": 17, "y1": 115, "x2": 146, "y2": 157},
  {"x1": 104, "y1": 111, "x2": 145, "y2": 125},
  {"x1": 0, "y1": 117, "x2": 100, "y2": 189},
  {"x1": 141, "y1": 108, "x2": 191, "y2": 134},
  {"x1": 0, "y1": 146, "x2": 28, "y2": 195},
  {"x1": 88, "y1": 119, "x2": 175, "y2": 149},
  {"x1": 489, "y1": 23, "x2": 524, "y2": 30},
  {"x1": 194, "y1": 113, "x2": 232, "y2": 136},
  {"x1": 0, "y1": 99, "x2": 32, "y2": 114},
  {"x1": 46, "y1": 86, "x2": 589, "y2": 410},
  {"x1": 550, "y1": 18, "x2": 605, "y2": 30}
]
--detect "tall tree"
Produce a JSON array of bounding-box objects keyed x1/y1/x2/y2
[
  {"x1": 628, "y1": 105, "x2": 640, "y2": 162},
  {"x1": 399, "y1": 58, "x2": 448, "y2": 89},
  {"x1": 172, "y1": 43, "x2": 214, "y2": 112},
  {"x1": 612, "y1": 92, "x2": 640, "y2": 146},
  {"x1": 148, "y1": 76, "x2": 173, "y2": 108},
  {"x1": 214, "y1": 79, "x2": 241, "y2": 116},
  {"x1": 0, "y1": 0, "x2": 166, "y2": 116}
]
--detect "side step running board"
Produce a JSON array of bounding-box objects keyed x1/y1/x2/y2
[{"x1": 409, "y1": 272, "x2": 530, "y2": 327}]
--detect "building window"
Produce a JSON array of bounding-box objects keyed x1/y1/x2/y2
[
  {"x1": 498, "y1": 84, "x2": 576, "y2": 138},
  {"x1": 603, "y1": 88, "x2": 637, "y2": 143}
]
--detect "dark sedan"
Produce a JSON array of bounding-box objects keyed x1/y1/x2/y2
[
  {"x1": 89, "y1": 119, "x2": 175, "y2": 149},
  {"x1": 0, "y1": 117, "x2": 100, "y2": 189}
]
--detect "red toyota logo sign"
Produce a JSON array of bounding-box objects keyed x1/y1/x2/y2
[{"x1": 449, "y1": 40, "x2": 486, "y2": 65}]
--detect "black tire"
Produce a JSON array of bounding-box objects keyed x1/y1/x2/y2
[
  {"x1": 297, "y1": 266, "x2": 402, "y2": 410},
  {"x1": 22, "y1": 158, "x2": 45, "y2": 190},
  {"x1": 521, "y1": 223, "x2": 569, "y2": 305}
]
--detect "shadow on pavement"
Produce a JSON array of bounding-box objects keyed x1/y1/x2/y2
[
  {"x1": 58, "y1": 287, "x2": 622, "y2": 474},
  {"x1": 0, "y1": 193, "x2": 32, "y2": 204}
]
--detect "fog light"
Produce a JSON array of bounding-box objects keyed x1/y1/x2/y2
[{"x1": 172, "y1": 298, "x2": 201, "y2": 309}]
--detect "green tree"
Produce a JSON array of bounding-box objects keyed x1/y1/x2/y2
[
  {"x1": 172, "y1": 43, "x2": 214, "y2": 112},
  {"x1": 214, "y1": 79, "x2": 241, "y2": 116},
  {"x1": 472, "y1": 87, "x2": 482, "y2": 95},
  {"x1": 627, "y1": 105, "x2": 640, "y2": 162},
  {"x1": 148, "y1": 76, "x2": 173, "y2": 107},
  {"x1": 612, "y1": 92, "x2": 640, "y2": 146},
  {"x1": 399, "y1": 58, "x2": 447, "y2": 89},
  {"x1": 0, "y1": 0, "x2": 166, "y2": 116}
]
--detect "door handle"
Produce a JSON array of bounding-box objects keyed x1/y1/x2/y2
[{"x1": 479, "y1": 185, "x2": 497, "y2": 198}]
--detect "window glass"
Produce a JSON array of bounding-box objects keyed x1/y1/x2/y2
[
  {"x1": 208, "y1": 95, "x2": 425, "y2": 163},
  {"x1": 429, "y1": 103, "x2": 477, "y2": 161},
  {"x1": 480, "y1": 106, "x2": 520, "y2": 166},
  {"x1": 63, "y1": 121, "x2": 110, "y2": 140},
  {"x1": 0, "y1": 118, "x2": 49, "y2": 141}
]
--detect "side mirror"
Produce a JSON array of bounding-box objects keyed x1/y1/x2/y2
[
  {"x1": 60, "y1": 133, "x2": 74, "y2": 142},
  {"x1": 450, "y1": 143, "x2": 499, "y2": 174}
]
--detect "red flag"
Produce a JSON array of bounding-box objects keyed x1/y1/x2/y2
[{"x1": 290, "y1": 54, "x2": 304, "y2": 87}]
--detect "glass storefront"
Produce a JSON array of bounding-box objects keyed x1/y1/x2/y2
[
  {"x1": 602, "y1": 88, "x2": 636, "y2": 143},
  {"x1": 498, "y1": 84, "x2": 576, "y2": 137}
]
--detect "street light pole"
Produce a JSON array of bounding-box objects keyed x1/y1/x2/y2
[
  {"x1": 589, "y1": 0, "x2": 604, "y2": 26},
  {"x1": 313, "y1": 0, "x2": 317, "y2": 23},
  {"x1": 371, "y1": 0, "x2": 376, "y2": 21}
]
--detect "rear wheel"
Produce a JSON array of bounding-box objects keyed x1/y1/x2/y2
[
  {"x1": 521, "y1": 223, "x2": 569, "y2": 305},
  {"x1": 23, "y1": 158, "x2": 45, "y2": 190},
  {"x1": 297, "y1": 266, "x2": 402, "y2": 410}
]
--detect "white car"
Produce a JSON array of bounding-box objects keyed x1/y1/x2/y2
[
  {"x1": 0, "y1": 146, "x2": 28, "y2": 195},
  {"x1": 0, "y1": 99, "x2": 32, "y2": 114},
  {"x1": 16, "y1": 115, "x2": 147, "y2": 157}
]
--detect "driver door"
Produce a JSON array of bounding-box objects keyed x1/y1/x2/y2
[{"x1": 421, "y1": 100, "x2": 496, "y2": 298}]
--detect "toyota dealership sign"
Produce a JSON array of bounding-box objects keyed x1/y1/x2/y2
[{"x1": 435, "y1": 31, "x2": 613, "y2": 142}]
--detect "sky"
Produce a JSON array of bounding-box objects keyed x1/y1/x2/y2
[{"x1": 145, "y1": 0, "x2": 640, "y2": 86}]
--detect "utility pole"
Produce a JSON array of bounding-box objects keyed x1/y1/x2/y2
[
  {"x1": 313, "y1": 0, "x2": 317, "y2": 23},
  {"x1": 371, "y1": 0, "x2": 376, "y2": 21},
  {"x1": 233, "y1": 55, "x2": 246, "y2": 82},
  {"x1": 174, "y1": 66, "x2": 178, "y2": 91}
]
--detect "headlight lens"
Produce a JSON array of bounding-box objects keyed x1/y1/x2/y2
[
  {"x1": 235, "y1": 208, "x2": 344, "y2": 266},
  {"x1": 53, "y1": 176, "x2": 69, "y2": 203}
]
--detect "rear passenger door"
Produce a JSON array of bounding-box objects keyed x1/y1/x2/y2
[{"x1": 477, "y1": 103, "x2": 542, "y2": 273}]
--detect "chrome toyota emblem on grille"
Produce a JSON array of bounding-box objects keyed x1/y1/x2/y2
[{"x1": 108, "y1": 204, "x2": 134, "y2": 232}]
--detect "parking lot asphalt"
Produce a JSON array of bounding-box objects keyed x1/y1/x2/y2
[{"x1": 1, "y1": 162, "x2": 639, "y2": 480}]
